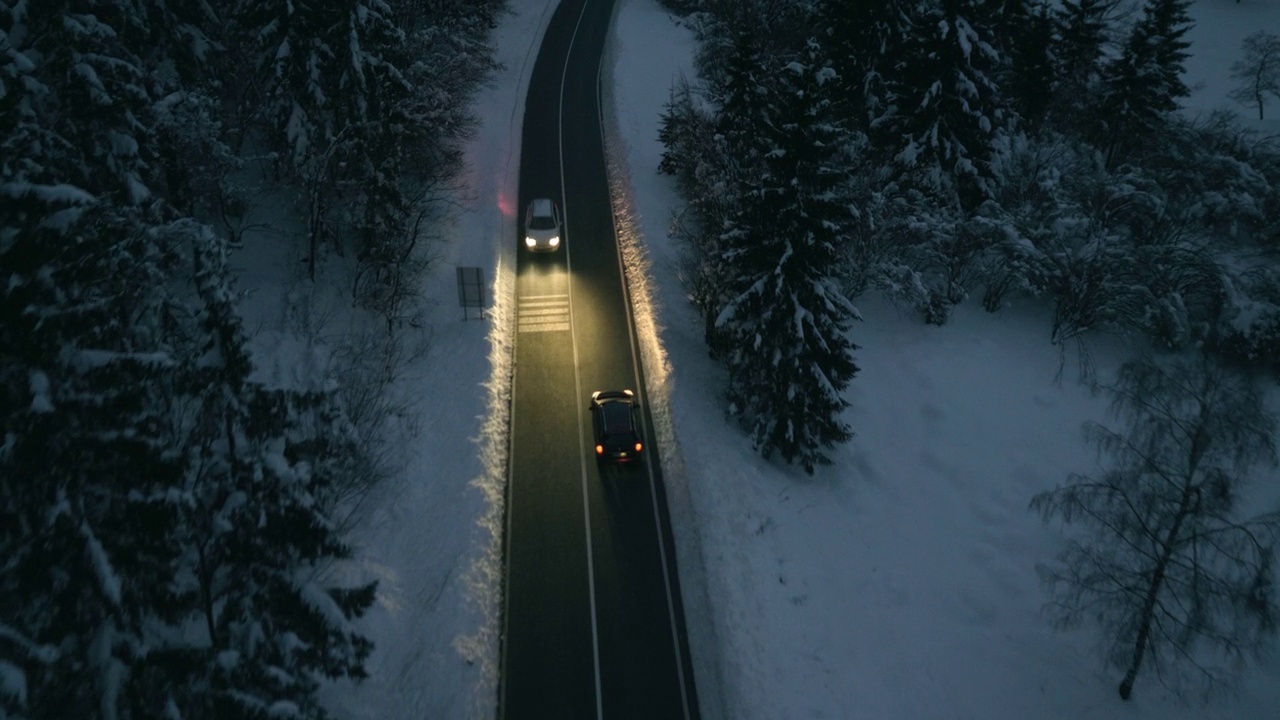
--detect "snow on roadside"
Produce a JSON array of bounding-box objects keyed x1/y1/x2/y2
[
  {"x1": 600, "y1": 1, "x2": 729, "y2": 717},
  {"x1": 318, "y1": 2, "x2": 557, "y2": 718},
  {"x1": 606, "y1": 0, "x2": 1280, "y2": 719}
]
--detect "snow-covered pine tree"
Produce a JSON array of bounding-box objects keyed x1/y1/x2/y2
[
  {"x1": 145, "y1": 0, "x2": 224, "y2": 81},
  {"x1": 155, "y1": 231, "x2": 375, "y2": 720},
  {"x1": 662, "y1": 0, "x2": 826, "y2": 358},
  {"x1": 871, "y1": 0, "x2": 1009, "y2": 212},
  {"x1": 2, "y1": 3, "x2": 376, "y2": 716},
  {"x1": 715, "y1": 26, "x2": 776, "y2": 164},
  {"x1": 1048, "y1": 0, "x2": 1117, "y2": 131},
  {"x1": 0, "y1": 2, "x2": 187, "y2": 715},
  {"x1": 335, "y1": 0, "x2": 420, "y2": 319},
  {"x1": 10, "y1": 0, "x2": 158, "y2": 205},
  {"x1": 134, "y1": 0, "x2": 235, "y2": 218},
  {"x1": 329, "y1": 0, "x2": 413, "y2": 247},
  {"x1": 685, "y1": 26, "x2": 775, "y2": 357},
  {"x1": 716, "y1": 41, "x2": 861, "y2": 474},
  {"x1": 234, "y1": 0, "x2": 340, "y2": 168},
  {"x1": 992, "y1": 0, "x2": 1056, "y2": 129},
  {"x1": 1095, "y1": 0, "x2": 1193, "y2": 167},
  {"x1": 233, "y1": 0, "x2": 492, "y2": 305},
  {"x1": 0, "y1": 206, "x2": 194, "y2": 720},
  {"x1": 816, "y1": 0, "x2": 910, "y2": 130},
  {"x1": 232, "y1": 0, "x2": 350, "y2": 278}
]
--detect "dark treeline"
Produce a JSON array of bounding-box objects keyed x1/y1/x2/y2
[
  {"x1": 658, "y1": 0, "x2": 1280, "y2": 471},
  {"x1": 0, "y1": 1, "x2": 504, "y2": 718}
]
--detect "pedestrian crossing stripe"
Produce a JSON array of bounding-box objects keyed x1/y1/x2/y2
[{"x1": 518, "y1": 294, "x2": 570, "y2": 333}]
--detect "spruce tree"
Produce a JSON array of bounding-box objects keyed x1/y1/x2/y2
[
  {"x1": 716, "y1": 42, "x2": 862, "y2": 474},
  {"x1": 164, "y1": 235, "x2": 375, "y2": 719},
  {"x1": 1096, "y1": 0, "x2": 1193, "y2": 165},
  {"x1": 0, "y1": 204, "x2": 193, "y2": 720},
  {"x1": 715, "y1": 27, "x2": 775, "y2": 163},
  {"x1": 871, "y1": 0, "x2": 1009, "y2": 211},
  {"x1": 233, "y1": 0, "x2": 348, "y2": 277},
  {"x1": 995, "y1": 0, "x2": 1057, "y2": 129},
  {"x1": 1, "y1": 3, "x2": 178, "y2": 713},
  {"x1": 138, "y1": 0, "x2": 233, "y2": 216},
  {"x1": 1, "y1": 2, "x2": 377, "y2": 716},
  {"x1": 1049, "y1": 0, "x2": 1116, "y2": 128},
  {"x1": 816, "y1": 0, "x2": 908, "y2": 129}
]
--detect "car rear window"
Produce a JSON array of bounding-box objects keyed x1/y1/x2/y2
[{"x1": 601, "y1": 402, "x2": 632, "y2": 434}]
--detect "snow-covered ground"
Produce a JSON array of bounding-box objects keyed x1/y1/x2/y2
[
  {"x1": 311, "y1": 3, "x2": 558, "y2": 718},
  {"x1": 247, "y1": 0, "x2": 1280, "y2": 718}
]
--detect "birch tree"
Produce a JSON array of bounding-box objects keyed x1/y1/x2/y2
[
  {"x1": 1031, "y1": 355, "x2": 1280, "y2": 700},
  {"x1": 1229, "y1": 31, "x2": 1280, "y2": 121}
]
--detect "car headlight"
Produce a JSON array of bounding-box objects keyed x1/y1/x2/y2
[
  {"x1": 525, "y1": 236, "x2": 536, "y2": 248},
  {"x1": 549, "y1": 236, "x2": 560, "y2": 247}
]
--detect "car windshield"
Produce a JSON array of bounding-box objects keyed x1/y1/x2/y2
[
  {"x1": 601, "y1": 402, "x2": 632, "y2": 435},
  {"x1": 528, "y1": 214, "x2": 556, "y2": 231}
]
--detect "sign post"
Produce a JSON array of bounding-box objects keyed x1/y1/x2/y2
[{"x1": 456, "y1": 266, "x2": 485, "y2": 320}]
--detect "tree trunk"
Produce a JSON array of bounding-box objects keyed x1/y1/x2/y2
[
  {"x1": 196, "y1": 541, "x2": 219, "y2": 648},
  {"x1": 1119, "y1": 468, "x2": 1202, "y2": 699},
  {"x1": 308, "y1": 188, "x2": 320, "y2": 281}
]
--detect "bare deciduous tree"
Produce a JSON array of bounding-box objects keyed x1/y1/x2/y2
[
  {"x1": 1229, "y1": 32, "x2": 1280, "y2": 121},
  {"x1": 1031, "y1": 355, "x2": 1280, "y2": 701}
]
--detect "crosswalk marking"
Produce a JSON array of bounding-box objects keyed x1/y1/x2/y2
[{"x1": 518, "y1": 294, "x2": 570, "y2": 333}]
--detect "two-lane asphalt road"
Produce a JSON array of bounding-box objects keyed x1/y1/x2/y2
[{"x1": 500, "y1": 0, "x2": 700, "y2": 718}]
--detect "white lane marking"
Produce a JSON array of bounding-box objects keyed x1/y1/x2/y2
[
  {"x1": 561, "y1": 1, "x2": 605, "y2": 719},
  {"x1": 594, "y1": 3, "x2": 694, "y2": 716},
  {"x1": 501, "y1": 0, "x2": 559, "y2": 714}
]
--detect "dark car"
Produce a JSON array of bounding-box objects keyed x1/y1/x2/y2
[{"x1": 589, "y1": 389, "x2": 643, "y2": 463}]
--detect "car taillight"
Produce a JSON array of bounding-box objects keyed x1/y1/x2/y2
[
  {"x1": 595, "y1": 445, "x2": 603, "y2": 455},
  {"x1": 635, "y1": 442, "x2": 643, "y2": 452}
]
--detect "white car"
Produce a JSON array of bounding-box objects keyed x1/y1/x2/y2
[{"x1": 524, "y1": 198, "x2": 562, "y2": 252}]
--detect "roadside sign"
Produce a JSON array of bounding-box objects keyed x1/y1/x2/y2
[{"x1": 457, "y1": 266, "x2": 485, "y2": 320}]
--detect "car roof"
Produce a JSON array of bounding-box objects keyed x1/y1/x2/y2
[
  {"x1": 600, "y1": 401, "x2": 633, "y2": 434},
  {"x1": 530, "y1": 198, "x2": 554, "y2": 216}
]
